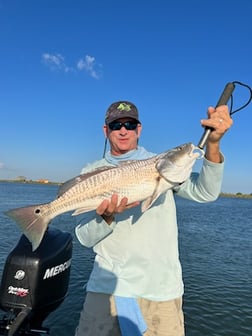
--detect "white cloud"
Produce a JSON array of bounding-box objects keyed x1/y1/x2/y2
[
  {"x1": 42, "y1": 53, "x2": 73, "y2": 73},
  {"x1": 0, "y1": 162, "x2": 4, "y2": 169},
  {"x1": 42, "y1": 52, "x2": 102, "y2": 79},
  {"x1": 77, "y1": 55, "x2": 102, "y2": 79}
]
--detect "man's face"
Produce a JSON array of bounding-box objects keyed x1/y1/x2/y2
[{"x1": 104, "y1": 118, "x2": 142, "y2": 156}]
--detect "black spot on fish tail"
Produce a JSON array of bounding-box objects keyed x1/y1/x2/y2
[{"x1": 5, "y1": 205, "x2": 51, "y2": 251}]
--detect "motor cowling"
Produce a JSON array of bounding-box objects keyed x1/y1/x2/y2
[{"x1": 0, "y1": 227, "x2": 72, "y2": 335}]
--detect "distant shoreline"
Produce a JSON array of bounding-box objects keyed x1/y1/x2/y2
[
  {"x1": 0, "y1": 179, "x2": 61, "y2": 186},
  {"x1": 1, "y1": 179, "x2": 251, "y2": 199},
  {"x1": 220, "y1": 192, "x2": 252, "y2": 199}
]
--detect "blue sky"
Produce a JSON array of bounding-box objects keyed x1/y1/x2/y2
[{"x1": 1, "y1": 0, "x2": 252, "y2": 193}]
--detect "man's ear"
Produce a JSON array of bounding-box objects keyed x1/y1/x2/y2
[
  {"x1": 103, "y1": 124, "x2": 108, "y2": 138},
  {"x1": 137, "y1": 123, "x2": 142, "y2": 138}
]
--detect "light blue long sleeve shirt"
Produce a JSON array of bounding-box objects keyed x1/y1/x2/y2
[{"x1": 75, "y1": 146, "x2": 224, "y2": 301}]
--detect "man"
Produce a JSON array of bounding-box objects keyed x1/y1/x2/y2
[{"x1": 75, "y1": 101, "x2": 233, "y2": 336}]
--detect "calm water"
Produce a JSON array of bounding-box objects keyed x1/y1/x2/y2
[{"x1": 0, "y1": 182, "x2": 251, "y2": 335}]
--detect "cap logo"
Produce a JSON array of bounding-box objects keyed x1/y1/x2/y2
[{"x1": 117, "y1": 103, "x2": 131, "y2": 112}]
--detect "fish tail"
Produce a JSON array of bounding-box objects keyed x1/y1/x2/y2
[{"x1": 5, "y1": 205, "x2": 50, "y2": 251}]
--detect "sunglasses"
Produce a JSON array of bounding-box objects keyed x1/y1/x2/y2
[{"x1": 108, "y1": 120, "x2": 139, "y2": 131}]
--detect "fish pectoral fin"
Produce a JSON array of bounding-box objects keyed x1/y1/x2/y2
[
  {"x1": 72, "y1": 207, "x2": 94, "y2": 216},
  {"x1": 141, "y1": 196, "x2": 158, "y2": 212},
  {"x1": 141, "y1": 178, "x2": 170, "y2": 212}
]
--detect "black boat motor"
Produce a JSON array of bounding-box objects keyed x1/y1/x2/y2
[{"x1": 0, "y1": 228, "x2": 72, "y2": 335}]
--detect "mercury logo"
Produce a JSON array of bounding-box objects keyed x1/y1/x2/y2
[
  {"x1": 14, "y1": 270, "x2": 25, "y2": 280},
  {"x1": 43, "y1": 258, "x2": 72, "y2": 279}
]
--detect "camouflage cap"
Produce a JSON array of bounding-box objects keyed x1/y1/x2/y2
[{"x1": 105, "y1": 101, "x2": 140, "y2": 124}]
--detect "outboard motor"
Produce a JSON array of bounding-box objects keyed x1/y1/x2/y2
[{"x1": 0, "y1": 227, "x2": 72, "y2": 335}]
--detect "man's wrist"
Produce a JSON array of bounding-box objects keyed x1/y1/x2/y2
[{"x1": 205, "y1": 142, "x2": 223, "y2": 163}]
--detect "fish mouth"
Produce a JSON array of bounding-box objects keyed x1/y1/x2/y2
[{"x1": 190, "y1": 144, "x2": 205, "y2": 159}]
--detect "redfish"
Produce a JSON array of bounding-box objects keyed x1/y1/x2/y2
[{"x1": 6, "y1": 143, "x2": 203, "y2": 251}]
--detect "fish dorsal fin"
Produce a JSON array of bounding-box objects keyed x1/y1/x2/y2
[
  {"x1": 117, "y1": 160, "x2": 139, "y2": 165},
  {"x1": 57, "y1": 166, "x2": 114, "y2": 197},
  {"x1": 141, "y1": 177, "x2": 170, "y2": 212},
  {"x1": 119, "y1": 157, "x2": 155, "y2": 166}
]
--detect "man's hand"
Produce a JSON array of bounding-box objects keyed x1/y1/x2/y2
[
  {"x1": 96, "y1": 194, "x2": 140, "y2": 224},
  {"x1": 200, "y1": 105, "x2": 233, "y2": 163},
  {"x1": 201, "y1": 105, "x2": 233, "y2": 143}
]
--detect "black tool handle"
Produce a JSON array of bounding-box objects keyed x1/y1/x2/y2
[{"x1": 198, "y1": 82, "x2": 235, "y2": 149}]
